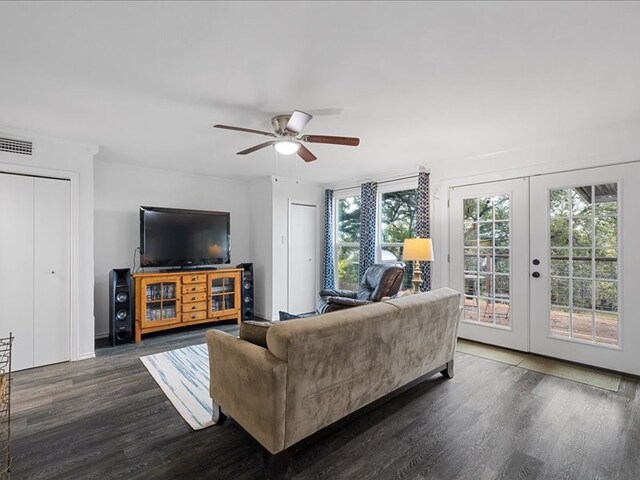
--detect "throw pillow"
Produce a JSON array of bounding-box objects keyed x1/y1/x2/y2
[
  {"x1": 239, "y1": 320, "x2": 272, "y2": 348},
  {"x1": 279, "y1": 310, "x2": 302, "y2": 321}
]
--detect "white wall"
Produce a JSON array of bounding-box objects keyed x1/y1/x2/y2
[
  {"x1": 249, "y1": 178, "x2": 273, "y2": 319},
  {"x1": 248, "y1": 176, "x2": 324, "y2": 320},
  {"x1": 0, "y1": 128, "x2": 96, "y2": 360},
  {"x1": 93, "y1": 160, "x2": 252, "y2": 337}
]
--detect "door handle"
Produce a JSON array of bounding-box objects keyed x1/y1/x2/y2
[{"x1": 532, "y1": 272, "x2": 540, "y2": 278}]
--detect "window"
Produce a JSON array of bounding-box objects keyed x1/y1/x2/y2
[
  {"x1": 333, "y1": 184, "x2": 420, "y2": 291},
  {"x1": 548, "y1": 184, "x2": 619, "y2": 345},
  {"x1": 463, "y1": 194, "x2": 512, "y2": 327},
  {"x1": 334, "y1": 193, "x2": 361, "y2": 290},
  {"x1": 378, "y1": 187, "x2": 417, "y2": 290}
]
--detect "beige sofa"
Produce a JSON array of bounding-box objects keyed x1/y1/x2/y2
[{"x1": 205, "y1": 287, "x2": 462, "y2": 479}]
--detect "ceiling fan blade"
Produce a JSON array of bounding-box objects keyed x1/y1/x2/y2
[
  {"x1": 285, "y1": 110, "x2": 313, "y2": 134},
  {"x1": 237, "y1": 141, "x2": 276, "y2": 155},
  {"x1": 297, "y1": 144, "x2": 317, "y2": 162},
  {"x1": 301, "y1": 135, "x2": 360, "y2": 146},
  {"x1": 214, "y1": 124, "x2": 276, "y2": 137}
]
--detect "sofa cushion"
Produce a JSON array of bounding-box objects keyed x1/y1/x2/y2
[
  {"x1": 266, "y1": 301, "x2": 398, "y2": 363},
  {"x1": 240, "y1": 320, "x2": 272, "y2": 348}
]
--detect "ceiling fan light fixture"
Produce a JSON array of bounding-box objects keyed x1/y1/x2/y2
[{"x1": 274, "y1": 140, "x2": 300, "y2": 156}]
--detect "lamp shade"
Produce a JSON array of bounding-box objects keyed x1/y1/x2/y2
[{"x1": 402, "y1": 238, "x2": 434, "y2": 261}]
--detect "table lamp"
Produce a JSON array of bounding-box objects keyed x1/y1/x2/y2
[{"x1": 402, "y1": 238, "x2": 434, "y2": 294}]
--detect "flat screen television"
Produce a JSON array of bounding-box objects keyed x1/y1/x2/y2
[{"x1": 139, "y1": 206, "x2": 230, "y2": 268}]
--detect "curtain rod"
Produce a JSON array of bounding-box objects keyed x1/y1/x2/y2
[{"x1": 331, "y1": 173, "x2": 422, "y2": 193}]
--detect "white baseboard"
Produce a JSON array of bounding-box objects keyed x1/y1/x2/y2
[{"x1": 76, "y1": 351, "x2": 96, "y2": 361}]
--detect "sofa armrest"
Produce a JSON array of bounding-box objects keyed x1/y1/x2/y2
[
  {"x1": 205, "y1": 329, "x2": 288, "y2": 454},
  {"x1": 326, "y1": 296, "x2": 371, "y2": 307},
  {"x1": 319, "y1": 289, "x2": 358, "y2": 298}
]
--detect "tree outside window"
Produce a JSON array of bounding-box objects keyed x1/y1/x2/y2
[
  {"x1": 335, "y1": 195, "x2": 361, "y2": 290},
  {"x1": 379, "y1": 188, "x2": 417, "y2": 290}
]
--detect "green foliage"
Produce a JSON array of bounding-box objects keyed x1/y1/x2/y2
[
  {"x1": 548, "y1": 186, "x2": 619, "y2": 313},
  {"x1": 335, "y1": 189, "x2": 418, "y2": 290},
  {"x1": 337, "y1": 246, "x2": 359, "y2": 290},
  {"x1": 381, "y1": 189, "x2": 417, "y2": 243},
  {"x1": 336, "y1": 196, "x2": 361, "y2": 243}
]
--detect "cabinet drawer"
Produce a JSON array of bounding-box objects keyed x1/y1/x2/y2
[
  {"x1": 183, "y1": 301, "x2": 206, "y2": 312},
  {"x1": 182, "y1": 292, "x2": 206, "y2": 304},
  {"x1": 182, "y1": 274, "x2": 207, "y2": 284},
  {"x1": 182, "y1": 284, "x2": 206, "y2": 294},
  {"x1": 182, "y1": 311, "x2": 207, "y2": 322}
]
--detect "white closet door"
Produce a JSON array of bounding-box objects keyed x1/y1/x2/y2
[
  {"x1": 288, "y1": 203, "x2": 317, "y2": 314},
  {"x1": 33, "y1": 177, "x2": 70, "y2": 367},
  {"x1": 0, "y1": 173, "x2": 35, "y2": 371}
]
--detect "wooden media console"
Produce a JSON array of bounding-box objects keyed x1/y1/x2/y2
[{"x1": 132, "y1": 268, "x2": 242, "y2": 342}]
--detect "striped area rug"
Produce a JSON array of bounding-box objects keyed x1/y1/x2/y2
[{"x1": 140, "y1": 343, "x2": 213, "y2": 430}]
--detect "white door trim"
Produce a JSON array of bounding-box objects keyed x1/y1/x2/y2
[{"x1": 0, "y1": 162, "x2": 80, "y2": 362}]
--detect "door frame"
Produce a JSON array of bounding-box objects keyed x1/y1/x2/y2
[
  {"x1": 287, "y1": 200, "x2": 318, "y2": 314},
  {"x1": 0, "y1": 162, "x2": 79, "y2": 361},
  {"x1": 441, "y1": 159, "x2": 640, "y2": 374}
]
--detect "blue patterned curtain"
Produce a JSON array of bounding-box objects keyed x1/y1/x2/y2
[
  {"x1": 416, "y1": 171, "x2": 431, "y2": 291},
  {"x1": 322, "y1": 189, "x2": 335, "y2": 289},
  {"x1": 359, "y1": 182, "x2": 378, "y2": 280}
]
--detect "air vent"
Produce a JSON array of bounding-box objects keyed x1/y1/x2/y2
[{"x1": 0, "y1": 137, "x2": 33, "y2": 155}]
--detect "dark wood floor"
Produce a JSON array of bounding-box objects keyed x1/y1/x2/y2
[{"x1": 9, "y1": 324, "x2": 640, "y2": 480}]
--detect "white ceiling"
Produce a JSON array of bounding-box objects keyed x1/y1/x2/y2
[{"x1": 1, "y1": 1, "x2": 640, "y2": 183}]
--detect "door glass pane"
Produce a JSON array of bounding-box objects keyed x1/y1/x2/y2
[
  {"x1": 464, "y1": 222, "x2": 478, "y2": 246},
  {"x1": 462, "y1": 194, "x2": 511, "y2": 327},
  {"x1": 548, "y1": 183, "x2": 619, "y2": 346},
  {"x1": 551, "y1": 307, "x2": 571, "y2": 337},
  {"x1": 464, "y1": 198, "x2": 478, "y2": 221}
]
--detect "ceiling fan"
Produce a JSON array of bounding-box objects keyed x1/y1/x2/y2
[{"x1": 213, "y1": 110, "x2": 360, "y2": 162}]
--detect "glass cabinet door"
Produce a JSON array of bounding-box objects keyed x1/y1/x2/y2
[
  {"x1": 140, "y1": 277, "x2": 181, "y2": 327},
  {"x1": 208, "y1": 273, "x2": 240, "y2": 315}
]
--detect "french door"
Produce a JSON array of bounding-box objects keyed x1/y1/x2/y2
[
  {"x1": 450, "y1": 178, "x2": 530, "y2": 352},
  {"x1": 530, "y1": 164, "x2": 640, "y2": 375},
  {"x1": 450, "y1": 163, "x2": 640, "y2": 375}
]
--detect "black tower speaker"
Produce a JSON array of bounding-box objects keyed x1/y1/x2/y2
[
  {"x1": 236, "y1": 263, "x2": 254, "y2": 321},
  {"x1": 109, "y1": 268, "x2": 133, "y2": 345}
]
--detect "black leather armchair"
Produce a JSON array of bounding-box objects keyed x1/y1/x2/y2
[{"x1": 316, "y1": 264, "x2": 405, "y2": 314}]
